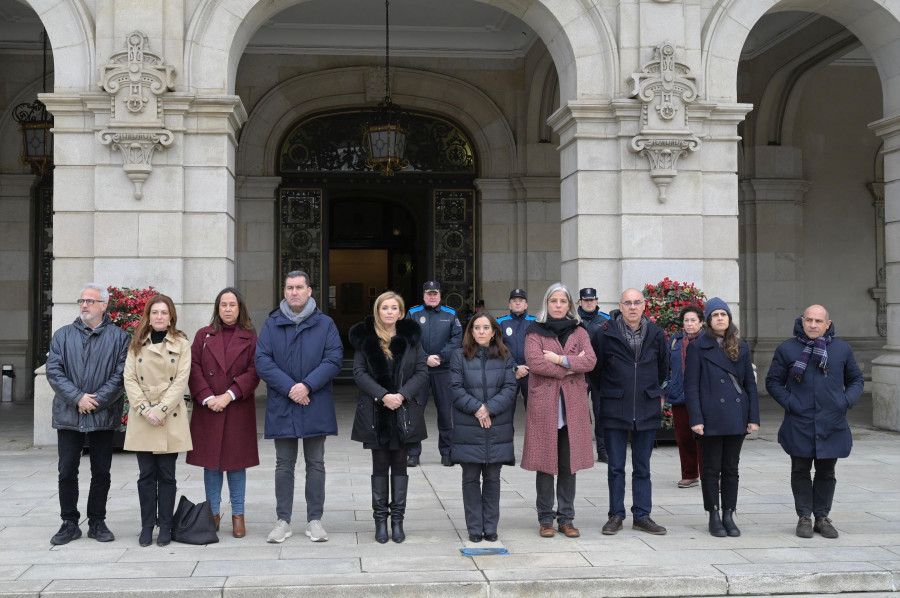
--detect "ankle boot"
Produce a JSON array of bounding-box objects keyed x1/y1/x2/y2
[
  {"x1": 232, "y1": 514, "x2": 246, "y2": 538},
  {"x1": 390, "y1": 475, "x2": 409, "y2": 543},
  {"x1": 214, "y1": 514, "x2": 221, "y2": 532},
  {"x1": 722, "y1": 510, "x2": 741, "y2": 537},
  {"x1": 372, "y1": 475, "x2": 390, "y2": 544},
  {"x1": 157, "y1": 526, "x2": 172, "y2": 546},
  {"x1": 708, "y1": 509, "x2": 726, "y2": 537},
  {"x1": 139, "y1": 526, "x2": 154, "y2": 547}
]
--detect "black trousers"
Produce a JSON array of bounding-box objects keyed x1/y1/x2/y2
[
  {"x1": 461, "y1": 463, "x2": 503, "y2": 536},
  {"x1": 57, "y1": 429, "x2": 114, "y2": 523},
  {"x1": 409, "y1": 371, "x2": 453, "y2": 458},
  {"x1": 535, "y1": 426, "x2": 576, "y2": 525},
  {"x1": 698, "y1": 434, "x2": 744, "y2": 511},
  {"x1": 516, "y1": 376, "x2": 529, "y2": 409},
  {"x1": 136, "y1": 452, "x2": 178, "y2": 528},
  {"x1": 791, "y1": 456, "x2": 837, "y2": 518}
]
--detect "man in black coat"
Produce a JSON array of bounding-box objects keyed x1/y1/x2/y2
[
  {"x1": 589, "y1": 288, "x2": 669, "y2": 536},
  {"x1": 406, "y1": 281, "x2": 463, "y2": 466},
  {"x1": 46, "y1": 283, "x2": 129, "y2": 545},
  {"x1": 766, "y1": 304, "x2": 864, "y2": 540}
]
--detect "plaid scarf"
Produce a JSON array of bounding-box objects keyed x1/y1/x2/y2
[{"x1": 790, "y1": 332, "x2": 831, "y2": 382}]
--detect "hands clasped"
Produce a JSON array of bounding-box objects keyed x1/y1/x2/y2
[
  {"x1": 77, "y1": 393, "x2": 99, "y2": 415},
  {"x1": 289, "y1": 382, "x2": 310, "y2": 405},
  {"x1": 381, "y1": 393, "x2": 404, "y2": 410},
  {"x1": 475, "y1": 405, "x2": 492, "y2": 428}
]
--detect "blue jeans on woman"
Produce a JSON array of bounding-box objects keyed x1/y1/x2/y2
[{"x1": 204, "y1": 468, "x2": 247, "y2": 515}]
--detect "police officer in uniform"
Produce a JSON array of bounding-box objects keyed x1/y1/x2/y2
[
  {"x1": 497, "y1": 289, "x2": 535, "y2": 408},
  {"x1": 406, "y1": 281, "x2": 463, "y2": 467},
  {"x1": 578, "y1": 287, "x2": 610, "y2": 462}
]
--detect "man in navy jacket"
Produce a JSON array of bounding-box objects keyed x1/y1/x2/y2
[
  {"x1": 766, "y1": 304, "x2": 864, "y2": 540},
  {"x1": 589, "y1": 288, "x2": 669, "y2": 536},
  {"x1": 496, "y1": 288, "x2": 535, "y2": 408},
  {"x1": 406, "y1": 281, "x2": 463, "y2": 467},
  {"x1": 256, "y1": 270, "x2": 343, "y2": 544}
]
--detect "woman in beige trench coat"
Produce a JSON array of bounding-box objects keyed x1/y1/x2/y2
[{"x1": 123, "y1": 294, "x2": 192, "y2": 547}]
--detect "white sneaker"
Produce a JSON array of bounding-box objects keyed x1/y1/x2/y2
[
  {"x1": 305, "y1": 519, "x2": 328, "y2": 542},
  {"x1": 266, "y1": 519, "x2": 292, "y2": 543}
]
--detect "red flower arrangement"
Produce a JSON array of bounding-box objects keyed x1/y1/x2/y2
[
  {"x1": 643, "y1": 278, "x2": 706, "y2": 430},
  {"x1": 642, "y1": 277, "x2": 706, "y2": 340},
  {"x1": 107, "y1": 285, "x2": 156, "y2": 430}
]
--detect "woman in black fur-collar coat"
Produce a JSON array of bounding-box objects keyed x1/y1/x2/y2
[{"x1": 349, "y1": 291, "x2": 428, "y2": 544}]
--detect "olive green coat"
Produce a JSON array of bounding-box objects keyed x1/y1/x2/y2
[{"x1": 123, "y1": 332, "x2": 193, "y2": 454}]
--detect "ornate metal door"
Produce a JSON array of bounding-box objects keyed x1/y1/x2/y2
[
  {"x1": 277, "y1": 187, "x2": 323, "y2": 304},
  {"x1": 433, "y1": 189, "x2": 474, "y2": 313},
  {"x1": 32, "y1": 181, "x2": 53, "y2": 368}
]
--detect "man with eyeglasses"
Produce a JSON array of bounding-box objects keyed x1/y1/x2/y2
[
  {"x1": 589, "y1": 288, "x2": 670, "y2": 536},
  {"x1": 46, "y1": 283, "x2": 130, "y2": 545}
]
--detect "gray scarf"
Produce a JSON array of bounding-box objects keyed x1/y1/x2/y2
[{"x1": 280, "y1": 296, "x2": 317, "y2": 325}]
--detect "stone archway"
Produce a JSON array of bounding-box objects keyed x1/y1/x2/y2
[
  {"x1": 21, "y1": 0, "x2": 95, "y2": 90},
  {"x1": 703, "y1": 0, "x2": 900, "y2": 431}
]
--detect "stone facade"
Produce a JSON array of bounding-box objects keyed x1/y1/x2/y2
[{"x1": 1, "y1": 0, "x2": 898, "y2": 443}]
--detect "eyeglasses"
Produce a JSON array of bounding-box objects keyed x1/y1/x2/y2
[
  {"x1": 620, "y1": 300, "x2": 644, "y2": 307},
  {"x1": 76, "y1": 299, "x2": 104, "y2": 306}
]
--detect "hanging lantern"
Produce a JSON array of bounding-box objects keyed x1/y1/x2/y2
[
  {"x1": 11, "y1": 30, "x2": 53, "y2": 177},
  {"x1": 362, "y1": 0, "x2": 410, "y2": 176}
]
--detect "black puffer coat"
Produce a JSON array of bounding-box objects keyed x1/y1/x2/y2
[
  {"x1": 448, "y1": 347, "x2": 517, "y2": 465},
  {"x1": 47, "y1": 315, "x2": 130, "y2": 432},
  {"x1": 349, "y1": 317, "x2": 429, "y2": 447}
]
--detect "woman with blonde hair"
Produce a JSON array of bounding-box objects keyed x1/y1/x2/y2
[
  {"x1": 349, "y1": 291, "x2": 428, "y2": 543},
  {"x1": 123, "y1": 294, "x2": 192, "y2": 547}
]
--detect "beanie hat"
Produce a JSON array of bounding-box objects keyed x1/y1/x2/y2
[{"x1": 704, "y1": 297, "x2": 732, "y2": 321}]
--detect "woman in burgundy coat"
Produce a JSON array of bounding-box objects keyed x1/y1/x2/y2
[
  {"x1": 521, "y1": 283, "x2": 596, "y2": 539},
  {"x1": 187, "y1": 287, "x2": 260, "y2": 538}
]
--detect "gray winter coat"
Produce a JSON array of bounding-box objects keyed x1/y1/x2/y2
[
  {"x1": 47, "y1": 315, "x2": 130, "y2": 432},
  {"x1": 448, "y1": 348, "x2": 517, "y2": 465}
]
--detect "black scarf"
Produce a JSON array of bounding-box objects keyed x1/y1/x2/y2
[{"x1": 528, "y1": 317, "x2": 580, "y2": 347}]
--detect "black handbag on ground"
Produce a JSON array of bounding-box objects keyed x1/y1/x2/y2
[{"x1": 172, "y1": 495, "x2": 219, "y2": 544}]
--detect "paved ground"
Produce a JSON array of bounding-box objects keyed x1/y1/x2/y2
[{"x1": 0, "y1": 388, "x2": 898, "y2": 597}]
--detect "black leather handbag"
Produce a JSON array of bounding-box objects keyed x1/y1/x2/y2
[{"x1": 172, "y1": 495, "x2": 219, "y2": 545}]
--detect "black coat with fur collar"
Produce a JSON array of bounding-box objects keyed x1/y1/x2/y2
[{"x1": 349, "y1": 316, "x2": 429, "y2": 446}]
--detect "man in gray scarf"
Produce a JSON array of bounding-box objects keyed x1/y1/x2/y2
[{"x1": 256, "y1": 270, "x2": 344, "y2": 545}]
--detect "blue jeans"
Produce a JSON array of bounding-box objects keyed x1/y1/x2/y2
[
  {"x1": 605, "y1": 426, "x2": 656, "y2": 520},
  {"x1": 204, "y1": 468, "x2": 247, "y2": 515}
]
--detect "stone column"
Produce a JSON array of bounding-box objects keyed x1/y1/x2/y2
[
  {"x1": 739, "y1": 146, "x2": 811, "y2": 383},
  {"x1": 870, "y1": 114, "x2": 900, "y2": 431},
  {"x1": 236, "y1": 175, "x2": 281, "y2": 326}
]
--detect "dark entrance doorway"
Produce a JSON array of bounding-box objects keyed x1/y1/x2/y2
[{"x1": 276, "y1": 107, "x2": 478, "y2": 341}]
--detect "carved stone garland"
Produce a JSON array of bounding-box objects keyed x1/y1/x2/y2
[
  {"x1": 97, "y1": 31, "x2": 175, "y2": 199},
  {"x1": 629, "y1": 41, "x2": 701, "y2": 202}
]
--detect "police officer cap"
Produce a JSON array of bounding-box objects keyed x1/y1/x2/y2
[
  {"x1": 475, "y1": 299, "x2": 485, "y2": 307},
  {"x1": 579, "y1": 287, "x2": 598, "y2": 300},
  {"x1": 423, "y1": 280, "x2": 441, "y2": 292},
  {"x1": 509, "y1": 289, "x2": 527, "y2": 300}
]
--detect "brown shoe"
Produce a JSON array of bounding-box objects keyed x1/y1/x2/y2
[
  {"x1": 558, "y1": 523, "x2": 580, "y2": 538},
  {"x1": 602, "y1": 515, "x2": 624, "y2": 535},
  {"x1": 214, "y1": 514, "x2": 221, "y2": 532},
  {"x1": 539, "y1": 523, "x2": 555, "y2": 538},
  {"x1": 232, "y1": 515, "x2": 246, "y2": 538}
]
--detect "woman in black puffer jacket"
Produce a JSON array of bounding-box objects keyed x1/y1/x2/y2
[
  {"x1": 449, "y1": 312, "x2": 517, "y2": 543},
  {"x1": 350, "y1": 291, "x2": 428, "y2": 544}
]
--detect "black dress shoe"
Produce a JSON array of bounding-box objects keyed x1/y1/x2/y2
[
  {"x1": 441, "y1": 454, "x2": 454, "y2": 467},
  {"x1": 483, "y1": 533, "x2": 498, "y2": 542},
  {"x1": 88, "y1": 520, "x2": 115, "y2": 542},
  {"x1": 407, "y1": 455, "x2": 419, "y2": 467},
  {"x1": 468, "y1": 533, "x2": 483, "y2": 542},
  {"x1": 50, "y1": 520, "x2": 82, "y2": 545}
]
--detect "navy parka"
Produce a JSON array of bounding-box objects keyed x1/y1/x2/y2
[
  {"x1": 256, "y1": 307, "x2": 344, "y2": 439},
  {"x1": 765, "y1": 318, "x2": 864, "y2": 459}
]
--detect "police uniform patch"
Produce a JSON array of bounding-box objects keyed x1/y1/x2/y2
[
  {"x1": 506, "y1": 327, "x2": 513, "y2": 336},
  {"x1": 420, "y1": 316, "x2": 427, "y2": 324}
]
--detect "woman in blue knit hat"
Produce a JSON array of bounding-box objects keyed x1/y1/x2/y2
[{"x1": 684, "y1": 297, "x2": 760, "y2": 537}]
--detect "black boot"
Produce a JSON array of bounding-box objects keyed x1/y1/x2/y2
[
  {"x1": 372, "y1": 475, "x2": 390, "y2": 544},
  {"x1": 139, "y1": 526, "x2": 154, "y2": 547},
  {"x1": 156, "y1": 526, "x2": 172, "y2": 546},
  {"x1": 722, "y1": 510, "x2": 741, "y2": 537},
  {"x1": 708, "y1": 509, "x2": 726, "y2": 537},
  {"x1": 390, "y1": 475, "x2": 409, "y2": 543}
]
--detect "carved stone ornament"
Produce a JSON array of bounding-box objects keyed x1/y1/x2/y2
[
  {"x1": 628, "y1": 41, "x2": 701, "y2": 202},
  {"x1": 98, "y1": 130, "x2": 174, "y2": 200},
  {"x1": 97, "y1": 31, "x2": 175, "y2": 199}
]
